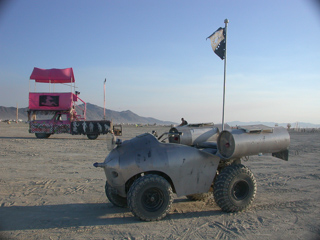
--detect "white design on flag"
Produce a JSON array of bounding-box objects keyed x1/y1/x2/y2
[{"x1": 208, "y1": 28, "x2": 224, "y2": 52}]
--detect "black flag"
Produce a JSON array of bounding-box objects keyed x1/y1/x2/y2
[{"x1": 207, "y1": 27, "x2": 226, "y2": 60}]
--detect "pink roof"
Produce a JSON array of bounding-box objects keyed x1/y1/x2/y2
[{"x1": 30, "y1": 67, "x2": 75, "y2": 83}]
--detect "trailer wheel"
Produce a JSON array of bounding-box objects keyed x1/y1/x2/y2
[
  {"x1": 213, "y1": 164, "x2": 256, "y2": 212},
  {"x1": 87, "y1": 134, "x2": 98, "y2": 140},
  {"x1": 35, "y1": 133, "x2": 51, "y2": 139},
  {"x1": 105, "y1": 181, "x2": 127, "y2": 208},
  {"x1": 127, "y1": 174, "x2": 173, "y2": 221}
]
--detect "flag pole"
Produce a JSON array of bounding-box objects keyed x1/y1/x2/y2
[
  {"x1": 16, "y1": 103, "x2": 18, "y2": 123},
  {"x1": 104, "y1": 78, "x2": 106, "y2": 120},
  {"x1": 222, "y1": 19, "x2": 229, "y2": 131}
]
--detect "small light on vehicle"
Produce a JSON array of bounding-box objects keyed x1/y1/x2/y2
[
  {"x1": 112, "y1": 171, "x2": 119, "y2": 178},
  {"x1": 116, "y1": 139, "x2": 122, "y2": 146}
]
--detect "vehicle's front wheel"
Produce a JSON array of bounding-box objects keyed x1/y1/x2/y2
[
  {"x1": 87, "y1": 134, "x2": 98, "y2": 140},
  {"x1": 127, "y1": 174, "x2": 173, "y2": 221},
  {"x1": 35, "y1": 133, "x2": 51, "y2": 139},
  {"x1": 105, "y1": 181, "x2": 127, "y2": 208},
  {"x1": 213, "y1": 164, "x2": 256, "y2": 212}
]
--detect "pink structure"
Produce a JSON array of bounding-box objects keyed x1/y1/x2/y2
[
  {"x1": 30, "y1": 67, "x2": 75, "y2": 83},
  {"x1": 29, "y1": 92, "x2": 77, "y2": 111},
  {"x1": 27, "y1": 67, "x2": 118, "y2": 139},
  {"x1": 28, "y1": 67, "x2": 86, "y2": 118}
]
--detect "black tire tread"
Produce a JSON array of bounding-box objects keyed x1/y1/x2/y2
[
  {"x1": 35, "y1": 133, "x2": 51, "y2": 139},
  {"x1": 186, "y1": 192, "x2": 212, "y2": 201},
  {"x1": 127, "y1": 174, "x2": 173, "y2": 221},
  {"x1": 105, "y1": 181, "x2": 127, "y2": 208},
  {"x1": 87, "y1": 134, "x2": 99, "y2": 140},
  {"x1": 213, "y1": 164, "x2": 256, "y2": 212}
]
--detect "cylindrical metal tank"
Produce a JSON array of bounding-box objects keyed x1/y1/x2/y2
[
  {"x1": 169, "y1": 124, "x2": 230, "y2": 146},
  {"x1": 217, "y1": 126, "x2": 290, "y2": 159}
]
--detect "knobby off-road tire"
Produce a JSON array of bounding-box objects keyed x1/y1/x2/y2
[
  {"x1": 186, "y1": 192, "x2": 212, "y2": 201},
  {"x1": 105, "y1": 181, "x2": 127, "y2": 208},
  {"x1": 127, "y1": 174, "x2": 174, "y2": 221},
  {"x1": 35, "y1": 133, "x2": 51, "y2": 139},
  {"x1": 87, "y1": 134, "x2": 99, "y2": 140},
  {"x1": 213, "y1": 164, "x2": 257, "y2": 212}
]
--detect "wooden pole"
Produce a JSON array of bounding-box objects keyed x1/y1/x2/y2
[{"x1": 16, "y1": 103, "x2": 18, "y2": 123}]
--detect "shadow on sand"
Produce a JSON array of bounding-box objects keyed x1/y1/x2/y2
[
  {"x1": 0, "y1": 136, "x2": 104, "y2": 141},
  {"x1": 0, "y1": 201, "x2": 223, "y2": 231},
  {"x1": 0, "y1": 136, "x2": 37, "y2": 140}
]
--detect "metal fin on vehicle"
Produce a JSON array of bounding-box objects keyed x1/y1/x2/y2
[{"x1": 272, "y1": 149, "x2": 289, "y2": 161}]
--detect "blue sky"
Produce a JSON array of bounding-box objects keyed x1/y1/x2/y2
[{"x1": 0, "y1": 0, "x2": 319, "y2": 124}]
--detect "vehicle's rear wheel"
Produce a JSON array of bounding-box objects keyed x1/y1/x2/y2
[
  {"x1": 127, "y1": 174, "x2": 173, "y2": 221},
  {"x1": 105, "y1": 181, "x2": 127, "y2": 208},
  {"x1": 87, "y1": 134, "x2": 98, "y2": 140},
  {"x1": 213, "y1": 164, "x2": 256, "y2": 212},
  {"x1": 35, "y1": 133, "x2": 51, "y2": 139}
]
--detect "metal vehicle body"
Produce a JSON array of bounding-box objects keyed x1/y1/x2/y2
[
  {"x1": 28, "y1": 67, "x2": 121, "y2": 139},
  {"x1": 94, "y1": 123, "x2": 290, "y2": 221}
]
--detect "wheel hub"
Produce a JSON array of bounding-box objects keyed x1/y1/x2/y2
[
  {"x1": 233, "y1": 180, "x2": 249, "y2": 200},
  {"x1": 150, "y1": 195, "x2": 155, "y2": 202},
  {"x1": 142, "y1": 188, "x2": 164, "y2": 212}
]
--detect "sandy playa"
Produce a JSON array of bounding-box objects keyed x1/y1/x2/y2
[{"x1": 0, "y1": 123, "x2": 319, "y2": 240}]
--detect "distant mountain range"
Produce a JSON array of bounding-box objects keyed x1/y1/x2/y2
[
  {"x1": 0, "y1": 103, "x2": 175, "y2": 125},
  {"x1": 83, "y1": 103, "x2": 175, "y2": 125},
  {"x1": 227, "y1": 121, "x2": 320, "y2": 129},
  {"x1": 1, "y1": 104, "x2": 319, "y2": 128}
]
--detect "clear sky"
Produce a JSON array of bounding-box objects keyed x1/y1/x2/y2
[{"x1": 0, "y1": 0, "x2": 319, "y2": 124}]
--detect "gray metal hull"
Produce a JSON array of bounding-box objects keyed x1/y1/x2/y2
[{"x1": 101, "y1": 133, "x2": 220, "y2": 197}]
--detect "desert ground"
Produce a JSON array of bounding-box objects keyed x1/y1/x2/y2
[{"x1": 0, "y1": 123, "x2": 319, "y2": 240}]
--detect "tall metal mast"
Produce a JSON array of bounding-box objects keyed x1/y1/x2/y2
[
  {"x1": 104, "y1": 78, "x2": 106, "y2": 120},
  {"x1": 222, "y1": 18, "x2": 229, "y2": 131}
]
